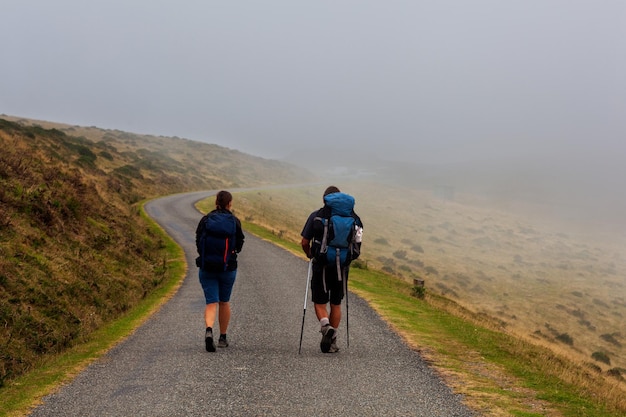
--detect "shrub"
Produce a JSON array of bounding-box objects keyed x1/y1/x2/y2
[
  {"x1": 377, "y1": 257, "x2": 395, "y2": 266},
  {"x1": 113, "y1": 165, "x2": 143, "y2": 179},
  {"x1": 425, "y1": 266, "x2": 438, "y2": 275},
  {"x1": 600, "y1": 333, "x2": 622, "y2": 347},
  {"x1": 411, "y1": 244, "x2": 424, "y2": 253},
  {"x1": 435, "y1": 282, "x2": 458, "y2": 298},
  {"x1": 351, "y1": 259, "x2": 368, "y2": 270},
  {"x1": 408, "y1": 258, "x2": 424, "y2": 267},
  {"x1": 411, "y1": 285, "x2": 425, "y2": 299},
  {"x1": 593, "y1": 298, "x2": 610, "y2": 308},
  {"x1": 393, "y1": 250, "x2": 407, "y2": 260},
  {"x1": 591, "y1": 351, "x2": 611, "y2": 365},
  {"x1": 585, "y1": 362, "x2": 602, "y2": 373},
  {"x1": 99, "y1": 151, "x2": 114, "y2": 161},
  {"x1": 607, "y1": 368, "x2": 624, "y2": 381},
  {"x1": 556, "y1": 333, "x2": 574, "y2": 345}
]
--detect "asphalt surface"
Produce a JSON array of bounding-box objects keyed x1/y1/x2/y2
[{"x1": 28, "y1": 191, "x2": 476, "y2": 417}]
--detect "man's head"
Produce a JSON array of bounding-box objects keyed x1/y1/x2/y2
[{"x1": 323, "y1": 185, "x2": 340, "y2": 197}]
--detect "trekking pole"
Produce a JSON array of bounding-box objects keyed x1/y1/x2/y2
[
  {"x1": 298, "y1": 259, "x2": 313, "y2": 354},
  {"x1": 345, "y1": 268, "x2": 349, "y2": 348}
]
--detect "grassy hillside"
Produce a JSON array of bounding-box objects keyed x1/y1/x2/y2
[
  {"x1": 0, "y1": 116, "x2": 310, "y2": 387},
  {"x1": 231, "y1": 184, "x2": 626, "y2": 400},
  {"x1": 234, "y1": 184, "x2": 626, "y2": 371}
]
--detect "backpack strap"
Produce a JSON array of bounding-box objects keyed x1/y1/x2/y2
[
  {"x1": 222, "y1": 236, "x2": 230, "y2": 267},
  {"x1": 311, "y1": 209, "x2": 330, "y2": 256},
  {"x1": 334, "y1": 247, "x2": 343, "y2": 282},
  {"x1": 319, "y1": 217, "x2": 329, "y2": 255}
]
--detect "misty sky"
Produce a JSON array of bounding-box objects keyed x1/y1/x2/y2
[{"x1": 2, "y1": 1, "x2": 625, "y2": 166}]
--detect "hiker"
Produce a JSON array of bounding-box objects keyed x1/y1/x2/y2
[
  {"x1": 195, "y1": 190, "x2": 245, "y2": 352},
  {"x1": 301, "y1": 186, "x2": 363, "y2": 353}
]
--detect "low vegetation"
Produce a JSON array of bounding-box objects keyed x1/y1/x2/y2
[{"x1": 231, "y1": 184, "x2": 626, "y2": 416}]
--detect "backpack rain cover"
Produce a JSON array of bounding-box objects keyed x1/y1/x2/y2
[
  {"x1": 319, "y1": 192, "x2": 357, "y2": 267},
  {"x1": 198, "y1": 211, "x2": 237, "y2": 271}
]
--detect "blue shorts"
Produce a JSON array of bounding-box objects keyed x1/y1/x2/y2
[{"x1": 199, "y1": 268, "x2": 237, "y2": 304}]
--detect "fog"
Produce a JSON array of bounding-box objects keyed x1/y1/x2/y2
[{"x1": 2, "y1": 1, "x2": 625, "y2": 229}]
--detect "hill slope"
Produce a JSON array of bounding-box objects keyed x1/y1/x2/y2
[
  {"x1": 0, "y1": 117, "x2": 310, "y2": 386},
  {"x1": 233, "y1": 183, "x2": 626, "y2": 379}
]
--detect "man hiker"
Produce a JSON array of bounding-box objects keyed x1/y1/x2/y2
[{"x1": 300, "y1": 186, "x2": 363, "y2": 353}]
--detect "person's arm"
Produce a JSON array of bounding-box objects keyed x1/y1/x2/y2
[
  {"x1": 301, "y1": 237, "x2": 312, "y2": 258},
  {"x1": 300, "y1": 211, "x2": 317, "y2": 258},
  {"x1": 195, "y1": 215, "x2": 206, "y2": 255},
  {"x1": 235, "y1": 217, "x2": 245, "y2": 253}
]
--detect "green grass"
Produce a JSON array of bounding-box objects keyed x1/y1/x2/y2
[{"x1": 0, "y1": 203, "x2": 186, "y2": 417}]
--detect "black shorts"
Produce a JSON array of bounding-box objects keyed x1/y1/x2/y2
[{"x1": 310, "y1": 263, "x2": 348, "y2": 305}]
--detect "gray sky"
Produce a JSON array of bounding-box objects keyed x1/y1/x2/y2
[{"x1": 2, "y1": 0, "x2": 625, "y2": 165}]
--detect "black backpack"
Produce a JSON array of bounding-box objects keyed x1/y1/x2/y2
[{"x1": 197, "y1": 211, "x2": 237, "y2": 271}]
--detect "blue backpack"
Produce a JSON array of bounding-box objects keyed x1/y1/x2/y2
[
  {"x1": 315, "y1": 192, "x2": 359, "y2": 273},
  {"x1": 197, "y1": 211, "x2": 237, "y2": 271}
]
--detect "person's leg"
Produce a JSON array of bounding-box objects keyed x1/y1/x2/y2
[
  {"x1": 217, "y1": 301, "x2": 231, "y2": 348},
  {"x1": 311, "y1": 266, "x2": 329, "y2": 323},
  {"x1": 218, "y1": 301, "x2": 231, "y2": 333},
  {"x1": 204, "y1": 302, "x2": 217, "y2": 352},
  {"x1": 328, "y1": 268, "x2": 345, "y2": 329},
  {"x1": 328, "y1": 303, "x2": 341, "y2": 328},
  {"x1": 314, "y1": 303, "x2": 329, "y2": 321},
  {"x1": 318, "y1": 305, "x2": 336, "y2": 353},
  {"x1": 199, "y1": 269, "x2": 219, "y2": 352},
  {"x1": 217, "y1": 269, "x2": 237, "y2": 347},
  {"x1": 204, "y1": 302, "x2": 218, "y2": 328},
  {"x1": 311, "y1": 267, "x2": 335, "y2": 352},
  {"x1": 326, "y1": 271, "x2": 345, "y2": 353},
  {"x1": 314, "y1": 303, "x2": 340, "y2": 327}
]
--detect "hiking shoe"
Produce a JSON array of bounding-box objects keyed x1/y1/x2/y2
[
  {"x1": 320, "y1": 324, "x2": 335, "y2": 353},
  {"x1": 328, "y1": 340, "x2": 340, "y2": 353},
  {"x1": 205, "y1": 328, "x2": 216, "y2": 352},
  {"x1": 218, "y1": 335, "x2": 229, "y2": 348}
]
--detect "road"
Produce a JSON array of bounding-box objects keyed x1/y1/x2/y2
[{"x1": 29, "y1": 191, "x2": 476, "y2": 416}]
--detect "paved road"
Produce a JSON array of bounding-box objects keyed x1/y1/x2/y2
[{"x1": 29, "y1": 191, "x2": 476, "y2": 417}]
